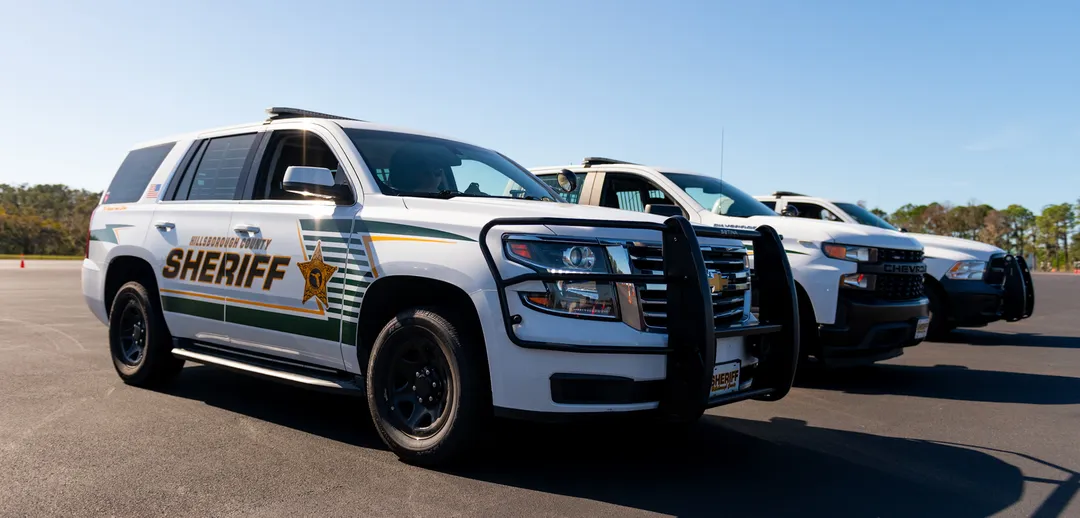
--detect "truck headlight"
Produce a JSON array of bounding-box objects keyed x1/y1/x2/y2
[
  {"x1": 823, "y1": 243, "x2": 878, "y2": 263},
  {"x1": 521, "y1": 281, "x2": 618, "y2": 319},
  {"x1": 947, "y1": 260, "x2": 986, "y2": 280},
  {"x1": 505, "y1": 239, "x2": 610, "y2": 273}
]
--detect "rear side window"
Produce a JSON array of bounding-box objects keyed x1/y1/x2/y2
[
  {"x1": 182, "y1": 134, "x2": 257, "y2": 201},
  {"x1": 103, "y1": 142, "x2": 176, "y2": 204}
]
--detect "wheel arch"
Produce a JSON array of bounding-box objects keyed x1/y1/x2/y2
[
  {"x1": 356, "y1": 275, "x2": 489, "y2": 375},
  {"x1": 104, "y1": 255, "x2": 161, "y2": 316}
]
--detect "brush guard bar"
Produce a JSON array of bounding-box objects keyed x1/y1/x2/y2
[
  {"x1": 1002, "y1": 255, "x2": 1035, "y2": 322},
  {"x1": 478, "y1": 216, "x2": 800, "y2": 419}
]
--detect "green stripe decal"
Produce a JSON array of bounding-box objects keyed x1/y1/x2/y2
[
  {"x1": 302, "y1": 235, "x2": 352, "y2": 244},
  {"x1": 785, "y1": 249, "x2": 809, "y2": 255},
  {"x1": 328, "y1": 286, "x2": 365, "y2": 297},
  {"x1": 162, "y1": 296, "x2": 224, "y2": 321},
  {"x1": 300, "y1": 219, "x2": 355, "y2": 233},
  {"x1": 341, "y1": 321, "x2": 358, "y2": 346},
  {"x1": 305, "y1": 245, "x2": 352, "y2": 256},
  {"x1": 227, "y1": 306, "x2": 341, "y2": 342},
  {"x1": 359, "y1": 221, "x2": 475, "y2": 242},
  {"x1": 301, "y1": 218, "x2": 475, "y2": 242}
]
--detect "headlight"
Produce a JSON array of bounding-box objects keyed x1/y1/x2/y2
[
  {"x1": 505, "y1": 238, "x2": 609, "y2": 273},
  {"x1": 521, "y1": 281, "x2": 618, "y2": 319},
  {"x1": 947, "y1": 260, "x2": 986, "y2": 280},
  {"x1": 823, "y1": 243, "x2": 877, "y2": 262}
]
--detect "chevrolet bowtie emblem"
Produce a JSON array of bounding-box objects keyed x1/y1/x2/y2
[{"x1": 707, "y1": 271, "x2": 728, "y2": 293}]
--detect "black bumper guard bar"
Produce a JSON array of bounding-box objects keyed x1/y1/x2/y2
[
  {"x1": 1003, "y1": 255, "x2": 1035, "y2": 321},
  {"x1": 478, "y1": 216, "x2": 800, "y2": 419}
]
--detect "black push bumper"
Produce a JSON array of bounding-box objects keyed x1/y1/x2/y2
[
  {"x1": 479, "y1": 216, "x2": 799, "y2": 422},
  {"x1": 818, "y1": 295, "x2": 928, "y2": 367},
  {"x1": 940, "y1": 255, "x2": 1034, "y2": 327}
]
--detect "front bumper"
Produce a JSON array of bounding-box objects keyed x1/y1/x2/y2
[
  {"x1": 818, "y1": 295, "x2": 929, "y2": 366},
  {"x1": 940, "y1": 255, "x2": 1035, "y2": 327},
  {"x1": 477, "y1": 216, "x2": 800, "y2": 421}
]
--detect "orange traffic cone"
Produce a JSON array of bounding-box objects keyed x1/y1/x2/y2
[{"x1": 20, "y1": 253, "x2": 25, "y2": 268}]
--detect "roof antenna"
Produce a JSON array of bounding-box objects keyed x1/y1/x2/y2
[{"x1": 719, "y1": 127, "x2": 725, "y2": 196}]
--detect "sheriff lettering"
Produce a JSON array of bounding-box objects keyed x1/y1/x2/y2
[{"x1": 162, "y1": 248, "x2": 290, "y2": 290}]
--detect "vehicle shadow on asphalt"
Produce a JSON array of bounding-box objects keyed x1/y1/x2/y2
[
  {"x1": 795, "y1": 364, "x2": 1080, "y2": 405},
  {"x1": 446, "y1": 416, "x2": 1024, "y2": 518},
  {"x1": 937, "y1": 329, "x2": 1080, "y2": 349},
  {"x1": 160, "y1": 367, "x2": 1025, "y2": 517},
  {"x1": 159, "y1": 365, "x2": 386, "y2": 451}
]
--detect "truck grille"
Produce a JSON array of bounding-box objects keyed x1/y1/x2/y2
[
  {"x1": 984, "y1": 254, "x2": 1007, "y2": 286},
  {"x1": 875, "y1": 274, "x2": 925, "y2": 300},
  {"x1": 628, "y1": 243, "x2": 749, "y2": 330},
  {"x1": 874, "y1": 247, "x2": 925, "y2": 300}
]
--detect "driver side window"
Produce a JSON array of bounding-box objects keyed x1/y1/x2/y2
[
  {"x1": 250, "y1": 130, "x2": 347, "y2": 201},
  {"x1": 786, "y1": 202, "x2": 841, "y2": 221},
  {"x1": 599, "y1": 173, "x2": 677, "y2": 212},
  {"x1": 451, "y1": 159, "x2": 528, "y2": 197}
]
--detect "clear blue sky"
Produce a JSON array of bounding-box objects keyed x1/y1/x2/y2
[{"x1": 1, "y1": 0, "x2": 1077, "y2": 213}]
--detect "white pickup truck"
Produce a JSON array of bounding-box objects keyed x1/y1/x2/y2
[
  {"x1": 82, "y1": 108, "x2": 800, "y2": 466},
  {"x1": 754, "y1": 192, "x2": 1035, "y2": 338},
  {"x1": 531, "y1": 158, "x2": 931, "y2": 367}
]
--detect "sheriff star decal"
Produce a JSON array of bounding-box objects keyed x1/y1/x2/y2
[{"x1": 297, "y1": 241, "x2": 337, "y2": 309}]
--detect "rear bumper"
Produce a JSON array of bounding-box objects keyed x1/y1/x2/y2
[
  {"x1": 81, "y1": 259, "x2": 108, "y2": 325},
  {"x1": 818, "y1": 295, "x2": 928, "y2": 366}
]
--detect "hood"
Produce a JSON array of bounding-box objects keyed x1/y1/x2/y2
[
  {"x1": 396, "y1": 197, "x2": 733, "y2": 244},
  {"x1": 908, "y1": 233, "x2": 1004, "y2": 261},
  {"x1": 702, "y1": 212, "x2": 923, "y2": 251}
]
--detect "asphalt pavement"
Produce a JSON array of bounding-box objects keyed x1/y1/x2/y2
[{"x1": 1, "y1": 260, "x2": 1077, "y2": 517}]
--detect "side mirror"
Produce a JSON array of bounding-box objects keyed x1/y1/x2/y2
[
  {"x1": 899, "y1": 227, "x2": 909, "y2": 233},
  {"x1": 780, "y1": 205, "x2": 800, "y2": 217},
  {"x1": 283, "y1": 166, "x2": 352, "y2": 203},
  {"x1": 556, "y1": 169, "x2": 578, "y2": 194},
  {"x1": 645, "y1": 204, "x2": 685, "y2": 217}
]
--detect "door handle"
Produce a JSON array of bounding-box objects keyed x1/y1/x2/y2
[
  {"x1": 233, "y1": 224, "x2": 261, "y2": 234},
  {"x1": 154, "y1": 221, "x2": 175, "y2": 231}
]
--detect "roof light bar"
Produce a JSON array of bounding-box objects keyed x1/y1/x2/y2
[
  {"x1": 771, "y1": 191, "x2": 806, "y2": 197},
  {"x1": 582, "y1": 156, "x2": 639, "y2": 167},
  {"x1": 265, "y1": 107, "x2": 363, "y2": 122}
]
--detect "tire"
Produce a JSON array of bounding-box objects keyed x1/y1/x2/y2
[
  {"x1": 925, "y1": 283, "x2": 952, "y2": 341},
  {"x1": 366, "y1": 307, "x2": 490, "y2": 466},
  {"x1": 108, "y1": 281, "x2": 184, "y2": 387}
]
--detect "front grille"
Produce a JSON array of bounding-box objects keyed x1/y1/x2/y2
[
  {"x1": 880, "y1": 248, "x2": 924, "y2": 263},
  {"x1": 984, "y1": 254, "x2": 1007, "y2": 286},
  {"x1": 628, "y1": 243, "x2": 749, "y2": 330},
  {"x1": 875, "y1": 274, "x2": 925, "y2": 300}
]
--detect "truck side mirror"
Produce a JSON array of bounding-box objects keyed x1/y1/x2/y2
[
  {"x1": 780, "y1": 205, "x2": 800, "y2": 217},
  {"x1": 283, "y1": 166, "x2": 353, "y2": 204},
  {"x1": 556, "y1": 169, "x2": 578, "y2": 194},
  {"x1": 645, "y1": 204, "x2": 685, "y2": 217}
]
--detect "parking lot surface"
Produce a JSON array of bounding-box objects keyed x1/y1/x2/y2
[{"x1": 1, "y1": 261, "x2": 1077, "y2": 517}]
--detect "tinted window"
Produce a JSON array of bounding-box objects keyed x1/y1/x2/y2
[
  {"x1": 250, "y1": 130, "x2": 345, "y2": 200},
  {"x1": 538, "y1": 173, "x2": 587, "y2": 203},
  {"x1": 835, "y1": 202, "x2": 899, "y2": 231},
  {"x1": 661, "y1": 173, "x2": 777, "y2": 217},
  {"x1": 103, "y1": 142, "x2": 176, "y2": 204},
  {"x1": 786, "y1": 202, "x2": 843, "y2": 222},
  {"x1": 599, "y1": 173, "x2": 678, "y2": 212},
  {"x1": 760, "y1": 200, "x2": 777, "y2": 210},
  {"x1": 184, "y1": 134, "x2": 256, "y2": 201},
  {"x1": 343, "y1": 128, "x2": 558, "y2": 201}
]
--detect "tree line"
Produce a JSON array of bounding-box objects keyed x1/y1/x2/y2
[
  {"x1": 868, "y1": 199, "x2": 1079, "y2": 271},
  {"x1": 1, "y1": 182, "x2": 1078, "y2": 270}
]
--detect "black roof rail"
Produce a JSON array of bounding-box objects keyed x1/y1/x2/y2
[
  {"x1": 771, "y1": 191, "x2": 806, "y2": 197},
  {"x1": 582, "y1": 156, "x2": 640, "y2": 167},
  {"x1": 265, "y1": 107, "x2": 364, "y2": 122}
]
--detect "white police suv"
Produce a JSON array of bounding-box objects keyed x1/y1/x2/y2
[
  {"x1": 82, "y1": 108, "x2": 799, "y2": 465},
  {"x1": 754, "y1": 192, "x2": 1035, "y2": 339},
  {"x1": 531, "y1": 159, "x2": 931, "y2": 368}
]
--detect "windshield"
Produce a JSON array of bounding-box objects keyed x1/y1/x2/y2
[
  {"x1": 344, "y1": 128, "x2": 559, "y2": 201},
  {"x1": 834, "y1": 202, "x2": 899, "y2": 231},
  {"x1": 662, "y1": 173, "x2": 777, "y2": 218}
]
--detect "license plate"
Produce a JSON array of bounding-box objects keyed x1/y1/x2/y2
[
  {"x1": 710, "y1": 360, "x2": 741, "y2": 399},
  {"x1": 914, "y1": 317, "x2": 930, "y2": 340}
]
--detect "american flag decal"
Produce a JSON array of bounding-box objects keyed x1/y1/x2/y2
[{"x1": 145, "y1": 184, "x2": 161, "y2": 199}]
